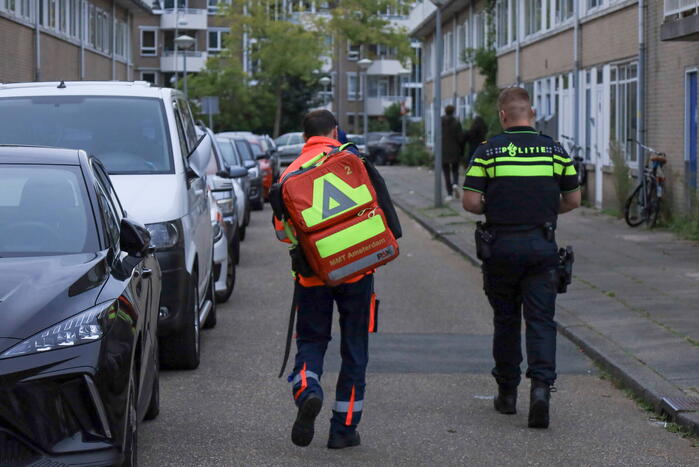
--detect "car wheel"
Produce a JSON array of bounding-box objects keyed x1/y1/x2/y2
[
  {"x1": 376, "y1": 152, "x2": 386, "y2": 165},
  {"x1": 244, "y1": 203, "x2": 251, "y2": 227},
  {"x1": 215, "y1": 241, "x2": 237, "y2": 303},
  {"x1": 252, "y1": 198, "x2": 264, "y2": 211},
  {"x1": 239, "y1": 223, "x2": 247, "y2": 242},
  {"x1": 203, "y1": 269, "x2": 217, "y2": 329},
  {"x1": 160, "y1": 271, "x2": 200, "y2": 370},
  {"x1": 144, "y1": 339, "x2": 160, "y2": 421},
  {"x1": 121, "y1": 370, "x2": 138, "y2": 467}
]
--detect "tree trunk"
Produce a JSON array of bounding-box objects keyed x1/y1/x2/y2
[{"x1": 273, "y1": 87, "x2": 283, "y2": 138}]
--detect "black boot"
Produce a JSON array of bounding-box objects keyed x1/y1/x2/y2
[
  {"x1": 528, "y1": 380, "x2": 551, "y2": 429},
  {"x1": 291, "y1": 394, "x2": 322, "y2": 447},
  {"x1": 494, "y1": 385, "x2": 517, "y2": 414},
  {"x1": 327, "y1": 431, "x2": 361, "y2": 449}
]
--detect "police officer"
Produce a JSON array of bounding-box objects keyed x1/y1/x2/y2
[
  {"x1": 273, "y1": 110, "x2": 376, "y2": 449},
  {"x1": 461, "y1": 88, "x2": 581, "y2": 429}
]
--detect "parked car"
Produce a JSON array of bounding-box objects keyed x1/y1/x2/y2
[
  {"x1": 346, "y1": 133, "x2": 367, "y2": 154},
  {"x1": 215, "y1": 136, "x2": 252, "y2": 240},
  {"x1": 217, "y1": 133, "x2": 264, "y2": 211},
  {"x1": 258, "y1": 134, "x2": 281, "y2": 181},
  {"x1": 367, "y1": 132, "x2": 406, "y2": 165},
  {"x1": 0, "y1": 146, "x2": 161, "y2": 466},
  {"x1": 200, "y1": 125, "x2": 248, "y2": 302},
  {"x1": 0, "y1": 81, "x2": 215, "y2": 370},
  {"x1": 274, "y1": 131, "x2": 305, "y2": 165},
  {"x1": 366, "y1": 131, "x2": 392, "y2": 164},
  {"x1": 218, "y1": 131, "x2": 275, "y2": 202},
  {"x1": 209, "y1": 192, "x2": 229, "y2": 315}
]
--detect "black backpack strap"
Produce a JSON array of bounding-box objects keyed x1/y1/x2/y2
[{"x1": 278, "y1": 275, "x2": 300, "y2": 378}]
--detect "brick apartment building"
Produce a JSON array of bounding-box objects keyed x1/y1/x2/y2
[
  {"x1": 130, "y1": 0, "x2": 231, "y2": 86},
  {"x1": 0, "y1": 0, "x2": 150, "y2": 82},
  {"x1": 413, "y1": 0, "x2": 699, "y2": 214}
]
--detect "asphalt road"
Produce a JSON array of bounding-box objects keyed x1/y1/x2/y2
[{"x1": 139, "y1": 208, "x2": 699, "y2": 466}]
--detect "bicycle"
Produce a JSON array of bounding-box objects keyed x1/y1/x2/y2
[
  {"x1": 560, "y1": 134, "x2": 587, "y2": 187},
  {"x1": 623, "y1": 139, "x2": 667, "y2": 228}
]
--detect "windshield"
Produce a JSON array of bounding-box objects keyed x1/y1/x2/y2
[
  {"x1": 249, "y1": 141, "x2": 265, "y2": 157},
  {"x1": 217, "y1": 138, "x2": 240, "y2": 166},
  {"x1": 235, "y1": 140, "x2": 254, "y2": 161},
  {"x1": 0, "y1": 96, "x2": 172, "y2": 175},
  {"x1": 289, "y1": 134, "x2": 304, "y2": 145},
  {"x1": 349, "y1": 135, "x2": 365, "y2": 145},
  {"x1": 275, "y1": 134, "x2": 289, "y2": 146},
  {"x1": 0, "y1": 165, "x2": 99, "y2": 256}
]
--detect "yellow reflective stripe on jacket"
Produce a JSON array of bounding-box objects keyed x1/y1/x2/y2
[
  {"x1": 465, "y1": 164, "x2": 487, "y2": 178},
  {"x1": 315, "y1": 215, "x2": 386, "y2": 259},
  {"x1": 485, "y1": 165, "x2": 554, "y2": 177}
]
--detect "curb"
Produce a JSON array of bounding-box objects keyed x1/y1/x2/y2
[{"x1": 393, "y1": 197, "x2": 699, "y2": 436}]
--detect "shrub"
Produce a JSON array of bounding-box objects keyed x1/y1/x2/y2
[{"x1": 609, "y1": 140, "x2": 632, "y2": 215}]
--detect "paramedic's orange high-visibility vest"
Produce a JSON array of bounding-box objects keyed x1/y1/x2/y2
[{"x1": 273, "y1": 136, "x2": 372, "y2": 287}]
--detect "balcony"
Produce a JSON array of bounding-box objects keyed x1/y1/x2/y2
[
  {"x1": 160, "y1": 51, "x2": 208, "y2": 73},
  {"x1": 366, "y1": 96, "x2": 412, "y2": 116},
  {"x1": 662, "y1": 0, "x2": 699, "y2": 41},
  {"x1": 160, "y1": 8, "x2": 208, "y2": 30}
]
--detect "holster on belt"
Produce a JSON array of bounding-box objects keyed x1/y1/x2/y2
[
  {"x1": 557, "y1": 246, "x2": 574, "y2": 293},
  {"x1": 475, "y1": 221, "x2": 495, "y2": 261}
]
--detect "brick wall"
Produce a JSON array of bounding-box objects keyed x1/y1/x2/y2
[
  {"x1": 40, "y1": 34, "x2": 80, "y2": 81},
  {"x1": 581, "y1": 4, "x2": 638, "y2": 68},
  {"x1": 645, "y1": 0, "x2": 699, "y2": 212},
  {"x1": 519, "y1": 29, "x2": 574, "y2": 82},
  {"x1": 0, "y1": 18, "x2": 35, "y2": 82}
]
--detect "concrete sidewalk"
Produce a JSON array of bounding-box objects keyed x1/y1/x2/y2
[{"x1": 381, "y1": 165, "x2": 699, "y2": 433}]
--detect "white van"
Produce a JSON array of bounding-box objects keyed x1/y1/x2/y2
[{"x1": 0, "y1": 81, "x2": 214, "y2": 369}]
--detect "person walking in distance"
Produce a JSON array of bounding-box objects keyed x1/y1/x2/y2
[
  {"x1": 441, "y1": 105, "x2": 464, "y2": 201},
  {"x1": 461, "y1": 88, "x2": 581, "y2": 428}
]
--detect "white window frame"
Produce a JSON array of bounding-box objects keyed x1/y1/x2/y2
[
  {"x1": 347, "y1": 72, "x2": 363, "y2": 100},
  {"x1": 140, "y1": 27, "x2": 158, "y2": 56},
  {"x1": 208, "y1": 27, "x2": 229, "y2": 53}
]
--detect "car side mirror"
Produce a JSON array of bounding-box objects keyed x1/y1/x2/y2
[
  {"x1": 187, "y1": 133, "x2": 213, "y2": 179},
  {"x1": 228, "y1": 166, "x2": 249, "y2": 178},
  {"x1": 255, "y1": 153, "x2": 267, "y2": 160},
  {"x1": 243, "y1": 160, "x2": 256, "y2": 170},
  {"x1": 216, "y1": 170, "x2": 231, "y2": 178},
  {"x1": 120, "y1": 218, "x2": 151, "y2": 256}
]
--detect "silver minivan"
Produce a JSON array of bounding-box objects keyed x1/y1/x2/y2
[{"x1": 0, "y1": 81, "x2": 214, "y2": 370}]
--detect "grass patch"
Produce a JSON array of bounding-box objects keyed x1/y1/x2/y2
[{"x1": 601, "y1": 208, "x2": 621, "y2": 218}]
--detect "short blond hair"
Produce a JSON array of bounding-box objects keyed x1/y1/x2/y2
[{"x1": 497, "y1": 87, "x2": 532, "y2": 120}]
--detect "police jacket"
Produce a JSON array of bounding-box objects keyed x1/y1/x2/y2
[{"x1": 462, "y1": 126, "x2": 580, "y2": 226}]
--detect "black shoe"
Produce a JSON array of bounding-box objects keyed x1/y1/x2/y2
[
  {"x1": 327, "y1": 431, "x2": 361, "y2": 449},
  {"x1": 494, "y1": 385, "x2": 517, "y2": 414},
  {"x1": 291, "y1": 394, "x2": 322, "y2": 447},
  {"x1": 528, "y1": 380, "x2": 551, "y2": 429}
]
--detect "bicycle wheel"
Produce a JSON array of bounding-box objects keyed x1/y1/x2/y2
[
  {"x1": 645, "y1": 181, "x2": 660, "y2": 228},
  {"x1": 624, "y1": 183, "x2": 645, "y2": 227}
]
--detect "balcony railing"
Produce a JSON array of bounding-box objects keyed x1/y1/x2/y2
[
  {"x1": 665, "y1": 0, "x2": 699, "y2": 16},
  {"x1": 160, "y1": 8, "x2": 208, "y2": 30},
  {"x1": 160, "y1": 50, "x2": 208, "y2": 72}
]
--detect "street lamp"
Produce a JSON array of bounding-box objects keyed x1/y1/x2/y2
[
  {"x1": 319, "y1": 76, "x2": 331, "y2": 107},
  {"x1": 430, "y1": 0, "x2": 448, "y2": 207},
  {"x1": 357, "y1": 57, "x2": 373, "y2": 145},
  {"x1": 398, "y1": 68, "x2": 411, "y2": 142},
  {"x1": 174, "y1": 34, "x2": 195, "y2": 99}
]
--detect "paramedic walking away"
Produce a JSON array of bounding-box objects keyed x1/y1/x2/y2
[{"x1": 272, "y1": 110, "x2": 389, "y2": 450}]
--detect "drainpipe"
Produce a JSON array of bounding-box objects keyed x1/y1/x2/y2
[
  {"x1": 80, "y1": 0, "x2": 85, "y2": 80},
  {"x1": 452, "y1": 15, "x2": 457, "y2": 105},
  {"x1": 469, "y1": 1, "x2": 474, "y2": 108},
  {"x1": 638, "y1": 0, "x2": 646, "y2": 201},
  {"x1": 34, "y1": 0, "x2": 41, "y2": 81},
  {"x1": 112, "y1": 1, "x2": 116, "y2": 80},
  {"x1": 573, "y1": 0, "x2": 580, "y2": 151}
]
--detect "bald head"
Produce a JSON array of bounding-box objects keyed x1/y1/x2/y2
[{"x1": 497, "y1": 87, "x2": 535, "y2": 128}]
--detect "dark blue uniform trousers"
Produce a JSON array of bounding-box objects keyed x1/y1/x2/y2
[
  {"x1": 482, "y1": 230, "x2": 559, "y2": 388},
  {"x1": 290, "y1": 274, "x2": 373, "y2": 436}
]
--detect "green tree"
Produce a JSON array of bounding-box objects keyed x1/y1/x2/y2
[
  {"x1": 383, "y1": 102, "x2": 403, "y2": 132},
  {"x1": 324, "y1": 0, "x2": 414, "y2": 132}
]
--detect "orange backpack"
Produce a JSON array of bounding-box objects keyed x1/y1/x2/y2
[{"x1": 274, "y1": 145, "x2": 399, "y2": 286}]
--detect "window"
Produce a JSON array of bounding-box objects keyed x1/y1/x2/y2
[
  {"x1": 347, "y1": 73, "x2": 362, "y2": 100},
  {"x1": 587, "y1": 0, "x2": 602, "y2": 10},
  {"x1": 609, "y1": 62, "x2": 638, "y2": 162},
  {"x1": 141, "y1": 72, "x2": 157, "y2": 84},
  {"x1": 496, "y1": 0, "x2": 509, "y2": 48},
  {"x1": 442, "y1": 31, "x2": 452, "y2": 72},
  {"x1": 556, "y1": 0, "x2": 574, "y2": 23},
  {"x1": 474, "y1": 11, "x2": 486, "y2": 48},
  {"x1": 208, "y1": 0, "x2": 230, "y2": 14},
  {"x1": 208, "y1": 28, "x2": 229, "y2": 54},
  {"x1": 525, "y1": 0, "x2": 543, "y2": 36},
  {"x1": 141, "y1": 29, "x2": 157, "y2": 56},
  {"x1": 347, "y1": 42, "x2": 360, "y2": 61},
  {"x1": 115, "y1": 20, "x2": 128, "y2": 59}
]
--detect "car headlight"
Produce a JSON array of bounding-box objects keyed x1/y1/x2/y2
[
  {"x1": 146, "y1": 221, "x2": 180, "y2": 249},
  {"x1": 212, "y1": 220, "x2": 223, "y2": 242},
  {"x1": 212, "y1": 191, "x2": 235, "y2": 215},
  {"x1": 0, "y1": 301, "x2": 117, "y2": 359},
  {"x1": 247, "y1": 167, "x2": 259, "y2": 179}
]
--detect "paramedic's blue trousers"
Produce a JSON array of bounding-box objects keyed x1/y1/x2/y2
[{"x1": 290, "y1": 274, "x2": 374, "y2": 436}]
